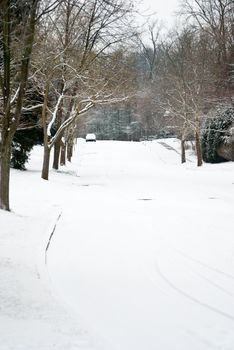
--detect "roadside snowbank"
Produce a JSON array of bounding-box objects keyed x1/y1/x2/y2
[{"x1": 0, "y1": 139, "x2": 106, "y2": 350}]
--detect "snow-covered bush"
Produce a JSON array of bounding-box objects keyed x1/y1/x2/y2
[{"x1": 202, "y1": 107, "x2": 234, "y2": 163}]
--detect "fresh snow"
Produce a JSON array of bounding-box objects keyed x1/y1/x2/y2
[{"x1": 1, "y1": 138, "x2": 234, "y2": 349}]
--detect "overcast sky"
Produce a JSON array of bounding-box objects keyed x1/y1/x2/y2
[{"x1": 138, "y1": 0, "x2": 181, "y2": 27}]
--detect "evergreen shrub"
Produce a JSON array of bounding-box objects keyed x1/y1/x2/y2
[
  {"x1": 202, "y1": 107, "x2": 234, "y2": 163},
  {"x1": 11, "y1": 128, "x2": 43, "y2": 170}
]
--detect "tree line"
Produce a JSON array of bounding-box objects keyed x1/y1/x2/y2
[{"x1": 0, "y1": 0, "x2": 233, "y2": 210}]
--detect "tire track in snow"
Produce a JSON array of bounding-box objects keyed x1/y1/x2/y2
[
  {"x1": 157, "y1": 141, "x2": 181, "y2": 155},
  {"x1": 175, "y1": 249, "x2": 234, "y2": 281},
  {"x1": 155, "y1": 259, "x2": 234, "y2": 322},
  {"x1": 166, "y1": 246, "x2": 234, "y2": 298},
  {"x1": 189, "y1": 268, "x2": 234, "y2": 298}
]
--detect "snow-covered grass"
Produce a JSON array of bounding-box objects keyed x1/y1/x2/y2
[{"x1": 1, "y1": 138, "x2": 234, "y2": 350}]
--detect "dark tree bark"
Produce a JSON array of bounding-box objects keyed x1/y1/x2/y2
[
  {"x1": 181, "y1": 139, "x2": 186, "y2": 164},
  {"x1": 53, "y1": 139, "x2": 61, "y2": 170},
  {"x1": 67, "y1": 141, "x2": 73, "y2": 162},
  {"x1": 195, "y1": 129, "x2": 203, "y2": 167},
  {"x1": 41, "y1": 82, "x2": 50, "y2": 180},
  {"x1": 42, "y1": 145, "x2": 51, "y2": 180},
  {"x1": 60, "y1": 141, "x2": 66, "y2": 166},
  {"x1": 0, "y1": 141, "x2": 11, "y2": 210}
]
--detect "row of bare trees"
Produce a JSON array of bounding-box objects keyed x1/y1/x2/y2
[
  {"x1": 0, "y1": 0, "x2": 136, "y2": 210},
  {"x1": 129, "y1": 0, "x2": 234, "y2": 166}
]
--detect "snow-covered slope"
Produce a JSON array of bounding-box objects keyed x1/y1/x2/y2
[{"x1": 1, "y1": 138, "x2": 234, "y2": 349}]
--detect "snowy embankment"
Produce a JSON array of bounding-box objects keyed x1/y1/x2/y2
[
  {"x1": 0, "y1": 140, "x2": 106, "y2": 350},
  {"x1": 1, "y1": 138, "x2": 234, "y2": 350}
]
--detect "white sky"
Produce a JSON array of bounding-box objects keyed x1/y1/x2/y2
[{"x1": 138, "y1": 0, "x2": 181, "y2": 27}]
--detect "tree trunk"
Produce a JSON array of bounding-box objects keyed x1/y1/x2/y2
[
  {"x1": 41, "y1": 80, "x2": 50, "y2": 180},
  {"x1": 60, "y1": 142, "x2": 66, "y2": 166},
  {"x1": 52, "y1": 90, "x2": 63, "y2": 170},
  {"x1": 53, "y1": 138, "x2": 61, "y2": 170},
  {"x1": 195, "y1": 130, "x2": 203, "y2": 167},
  {"x1": 181, "y1": 139, "x2": 186, "y2": 163},
  {"x1": 67, "y1": 142, "x2": 73, "y2": 162},
  {"x1": 0, "y1": 140, "x2": 11, "y2": 210},
  {"x1": 41, "y1": 146, "x2": 51, "y2": 180}
]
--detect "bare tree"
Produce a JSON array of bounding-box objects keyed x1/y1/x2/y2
[
  {"x1": 137, "y1": 20, "x2": 164, "y2": 81},
  {"x1": 31, "y1": 0, "x2": 135, "y2": 180},
  {"x1": 180, "y1": 0, "x2": 234, "y2": 88},
  {"x1": 159, "y1": 28, "x2": 215, "y2": 165},
  {"x1": 0, "y1": 0, "x2": 39, "y2": 210},
  {"x1": 133, "y1": 21, "x2": 166, "y2": 138}
]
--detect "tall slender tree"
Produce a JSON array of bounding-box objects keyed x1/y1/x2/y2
[{"x1": 0, "y1": 0, "x2": 39, "y2": 210}]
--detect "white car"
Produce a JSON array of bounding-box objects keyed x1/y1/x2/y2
[{"x1": 85, "y1": 133, "x2": 96, "y2": 142}]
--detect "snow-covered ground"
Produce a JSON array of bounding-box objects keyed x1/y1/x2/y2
[{"x1": 1, "y1": 138, "x2": 234, "y2": 349}]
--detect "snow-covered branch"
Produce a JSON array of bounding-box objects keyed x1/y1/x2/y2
[
  {"x1": 10, "y1": 86, "x2": 20, "y2": 105},
  {"x1": 22, "y1": 104, "x2": 43, "y2": 111},
  {"x1": 47, "y1": 93, "x2": 64, "y2": 137}
]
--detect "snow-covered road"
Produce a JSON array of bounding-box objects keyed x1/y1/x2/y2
[{"x1": 48, "y1": 140, "x2": 234, "y2": 350}]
